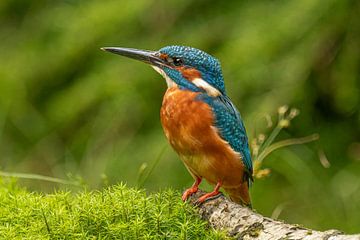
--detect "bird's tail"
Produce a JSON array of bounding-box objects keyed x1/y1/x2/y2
[{"x1": 224, "y1": 182, "x2": 252, "y2": 208}]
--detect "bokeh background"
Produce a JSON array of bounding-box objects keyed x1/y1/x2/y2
[{"x1": 0, "y1": 0, "x2": 359, "y2": 233}]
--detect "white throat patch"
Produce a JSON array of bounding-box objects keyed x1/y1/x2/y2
[{"x1": 151, "y1": 66, "x2": 176, "y2": 88}]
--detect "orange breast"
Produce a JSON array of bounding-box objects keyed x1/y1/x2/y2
[{"x1": 160, "y1": 87, "x2": 246, "y2": 188}]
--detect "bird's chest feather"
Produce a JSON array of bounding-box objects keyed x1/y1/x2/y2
[
  {"x1": 160, "y1": 87, "x2": 245, "y2": 185},
  {"x1": 160, "y1": 87, "x2": 214, "y2": 155}
]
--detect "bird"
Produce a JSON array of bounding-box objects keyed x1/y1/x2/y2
[{"x1": 102, "y1": 45, "x2": 253, "y2": 206}]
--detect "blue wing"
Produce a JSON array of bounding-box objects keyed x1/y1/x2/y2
[{"x1": 197, "y1": 94, "x2": 253, "y2": 180}]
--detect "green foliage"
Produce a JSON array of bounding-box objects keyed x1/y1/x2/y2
[
  {"x1": 0, "y1": 179, "x2": 228, "y2": 239},
  {"x1": 0, "y1": 0, "x2": 359, "y2": 235}
]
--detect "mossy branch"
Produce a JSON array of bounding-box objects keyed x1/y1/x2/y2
[{"x1": 0, "y1": 179, "x2": 359, "y2": 239}]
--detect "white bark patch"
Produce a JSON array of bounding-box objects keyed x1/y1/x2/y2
[{"x1": 192, "y1": 78, "x2": 221, "y2": 97}]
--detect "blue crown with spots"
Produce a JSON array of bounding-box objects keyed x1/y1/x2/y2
[{"x1": 159, "y1": 46, "x2": 226, "y2": 94}]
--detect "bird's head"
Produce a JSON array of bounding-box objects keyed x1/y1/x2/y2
[{"x1": 102, "y1": 45, "x2": 225, "y2": 97}]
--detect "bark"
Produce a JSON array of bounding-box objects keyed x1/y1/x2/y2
[{"x1": 189, "y1": 190, "x2": 360, "y2": 240}]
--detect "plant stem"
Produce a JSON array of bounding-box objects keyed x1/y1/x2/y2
[
  {"x1": 256, "y1": 134, "x2": 319, "y2": 164},
  {"x1": 0, "y1": 171, "x2": 81, "y2": 186},
  {"x1": 137, "y1": 145, "x2": 167, "y2": 188},
  {"x1": 258, "y1": 124, "x2": 283, "y2": 156}
]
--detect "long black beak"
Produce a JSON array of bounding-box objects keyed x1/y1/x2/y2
[{"x1": 101, "y1": 47, "x2": 167, "y2": 67}]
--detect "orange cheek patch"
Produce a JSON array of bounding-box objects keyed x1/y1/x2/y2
[{"x1": 178, "y1": 67, "x2": 202, "y2": 81}]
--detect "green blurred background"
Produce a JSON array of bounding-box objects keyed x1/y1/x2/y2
[{"x1": 0, "y1": 0, "x2": 359, "y2": 233}]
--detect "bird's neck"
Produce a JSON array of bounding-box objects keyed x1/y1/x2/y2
[
  {"x1": 152, "y1": 66, "x2": 202, "y2": 93},
  {"x1": 152, "y1": 66, "x2": 224, "y2": 97},
  {"x1": 152, "y1": 66, "x2": 177, "y2": 88}
]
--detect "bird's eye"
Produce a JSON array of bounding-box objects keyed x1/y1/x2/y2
[{"x1": 172, "y1": 58, "x2": 183, "y2": 66}]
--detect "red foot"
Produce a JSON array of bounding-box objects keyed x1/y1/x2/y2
[
  {"x1": 182, "y1": 177, "x2": 202, "y2": 201},
  {"x1": 196, "y1": 181, "x2": 222, "y2": 204}
]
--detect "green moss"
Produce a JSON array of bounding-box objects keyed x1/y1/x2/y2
[{"x1": 0, "y1": 179, "x2": 229, "y2": 239}]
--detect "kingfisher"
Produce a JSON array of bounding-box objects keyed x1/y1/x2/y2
[{"x1": 102, "y1": 46, "x2": 253, "y2": 206}]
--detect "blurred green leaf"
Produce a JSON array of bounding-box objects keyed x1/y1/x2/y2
[{"x1": 0, "y1": 0, "x2": 359, "y2": 233}]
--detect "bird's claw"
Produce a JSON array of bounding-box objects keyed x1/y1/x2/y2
[
  {"x1": 182, "y1": 187, "x2": 199, "y2": 201},
  {"x1": 194, "y1": 192, "x2": 223, "y2": 206}
]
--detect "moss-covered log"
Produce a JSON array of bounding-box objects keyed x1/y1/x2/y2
[{"x1": 1, "y1": 179, "x2": 359, "y2": 239}]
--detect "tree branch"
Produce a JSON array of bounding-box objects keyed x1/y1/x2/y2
[{"x1": 189, "y1": 190, "x2": 360, "y2": 240}]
